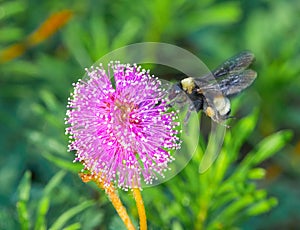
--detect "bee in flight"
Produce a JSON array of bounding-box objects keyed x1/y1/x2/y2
[{"x1": 169, "y1": 51, "x2": 257, "y2": 125}]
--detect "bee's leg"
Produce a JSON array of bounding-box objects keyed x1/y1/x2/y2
[
  {"x1": 166, "y1": 101, "x2": 174, "y2": 109},
  {"x1": 176, "y1": 97, "x2": 188, "y2": 104},
  {"x1": 202, "y1": 100, "x2": 212, "y2": 118},
  {"x1": 183, "y1": 102, "x2": 196, "y2": 127},
  {"x1": 184, "y1": 109, "x2": 192, "y2": 127},
  {"x1": 167, "y1": 96, "x2": 188, "y2": 111},
  {"x1": 166, "y1": 99, "x2": 179, "y2": 110},
  {"x1": 204, "y1": 100, "x2": 231, "y2": 127}
]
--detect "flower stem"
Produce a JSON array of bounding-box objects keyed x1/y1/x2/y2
[
  {"x1": 103, "y1": 185, "x2": 136, "y2": 230},
  {"x1": 79, "y1": 173, "x2": 136, "y2": 230},
  {"x1": 132, "y1": 188, "x2": 147, "y2": 230}
]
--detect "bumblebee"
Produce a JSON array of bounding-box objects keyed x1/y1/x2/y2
[{"x1": 170, "y1": 51, "x2": 257, "y2": 124}]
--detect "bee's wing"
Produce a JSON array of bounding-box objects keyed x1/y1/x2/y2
[
  {"x1": 194, "y1": 70, "x2": 257, "y2": 95},
  {"x1": 194, "y1": 51, "x2": 257, "y2": 96},
  {"x1": 213, "y1": 51, "x2": 255, "y2": 78},
  {"x1": 216, "y1": 69, "x2": 257, "y2": 96}
]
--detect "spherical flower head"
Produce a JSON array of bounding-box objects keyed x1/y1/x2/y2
[{"x1": 65, "y1": 62, "x2": 181, "y2": 190}]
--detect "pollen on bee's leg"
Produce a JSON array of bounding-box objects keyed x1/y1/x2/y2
[
  {"x1": 205, "y1": 106, "x2": 215, "y2": 118},
  {"x1": 181, "y1": 77, "x2": 195, "y2": 94}
]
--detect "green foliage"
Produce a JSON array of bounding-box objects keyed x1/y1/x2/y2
[
  {"x1": 129, "y1": 108, "x2": 291, "y2": 229},
  {"x1": 1, "y1": 0, "x2": 299, "y2": 229},
  {"x1": 16, "y1": 171, "x2": 31, "y2": 230},
  {"x1": 16, "y1": 171, "x2": 95, "y2": 230}
]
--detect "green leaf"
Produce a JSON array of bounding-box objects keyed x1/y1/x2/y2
[
  {"x1": 250, "y1": 130, "x2": 292, "y2": 165},
  {"x1": 242, "y1": 130, "x2": 292, "y2": 169},
  {"x1": 89, "y1": 16, "x2": 109, "y2": 60},
  {"x1": 43, "y1": 170, "x2": 66, "y2": 196},
  {"x1": 181, "y1": 2, "x2": 241, "y2": 32},
  {"x1": 62, "y1": 22, "x2": 93, "y2": 67},
  {"x1": 34, "y1": 196, "x2": 50, "y2": 230},
  {"x1": 248, "y1": 168, "x2": 266, "y2": 180},
  {"x1": 211, "y1": 191, "x2": 266, "y2": 228},
  {"x1": 16, "y1": 171, "x2": 31, "y2": 230},
  {"x1": 0, "y1": 60, "x2": 40, "y2": 77},
  {"x1": 215, "y1": 197, "x2": 278, "y2": 229},
  {"x1": 49, "y1": 200, "x2": 94, "y2": 230},
  {"x1": 210, "y1": 190, "x2": 239, "y2": 212},
  {"x1": 0, "y1": 27, "x2": 23, "y2": 42},
  {"x1": 27, "y1": 131, "x2": 66, "y2": 157},
  {"x1": 17, "y1": 171, "x2": 31, "y2": 201},
  {"x1": 232, "y1": 130, "x2": 292, "y2": 179},
  {"x1": 62, "y1": 222, "x2": 81, "y2": 230},
  {"x1": 245, "y1": 198, "x2": 278, "y2": 216},
  {"x1": 42, "y1": 151, "x2": 83, "y2": 172},
  {"x1": 16, "y1": 202, "x2": 30, "y2": 230},
  {"x1": 34, "y1": 171, "x2": 66, "y2": 230},
  {"x1": 39, "y1": 90, "x2": 60, "y2": 113},
  {"x1": 111, "y1": 18, "x2": 141, "y2": 49},
  {"x1": 230, "y1": 109, "x2": 259, "y2": 155},
  {"x1": 0, "y1": 1, "x2": 26, "y2": 21}
]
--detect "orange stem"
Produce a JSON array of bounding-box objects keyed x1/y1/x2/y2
[
  {"x1": 79, "y1": 173, "x2": 136, "y2": 230},
  {"x1": 132, "y1": 188, "x2": 147, "y2": 230},
  {"x1": 0, "y1": 43, "x2": 26, "y2": 63},
  {"x1": 27, "y1": 10, "x2": 73, "y2": 46},
  {"x1": 0, "y1": 9, "x2": 73, "y2": 63}
]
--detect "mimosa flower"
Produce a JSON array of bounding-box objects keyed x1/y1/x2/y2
[{"x1": 65, "y1": 62, "x2": 181, "y2": 190}]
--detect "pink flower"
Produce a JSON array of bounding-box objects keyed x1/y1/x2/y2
[{"x1": 65, "y1": 62, "x2": 181, "y2": 190}]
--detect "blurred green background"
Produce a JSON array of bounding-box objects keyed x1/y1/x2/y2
[{"x1": 1, "y1": 0, "x2": 300, "y2": 229}]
